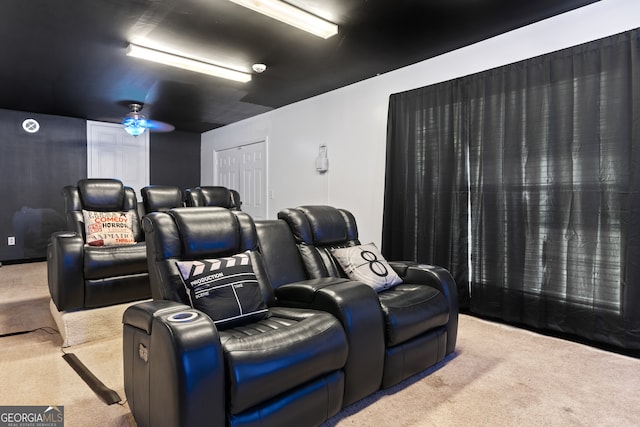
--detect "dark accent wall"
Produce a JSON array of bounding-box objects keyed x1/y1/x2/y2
[
  {"x1": 0, "y1": 108, "x2": 201, "y2": 263},
  {"x1": 0, "y1": 109, "x2": 86, "y2": 262},
  {"x1": 149, "y1": 130, "x2": 201, "y2": 192}
]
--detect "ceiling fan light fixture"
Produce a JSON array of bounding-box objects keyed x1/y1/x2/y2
[
  {"x1": 126, "y1": 44, "x2": 252, "y2": 83},
  {"x1": 122, "y1": 104, "x2": 148, "y2": 137},
  {"x1": 229, "y1": 0, "x2": 338, "y2": 39}
]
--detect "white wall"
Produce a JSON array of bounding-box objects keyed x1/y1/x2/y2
[{"x1": 202, "y1": 0, "x2": 640, "y2": 246}]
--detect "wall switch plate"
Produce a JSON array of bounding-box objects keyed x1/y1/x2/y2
[{"x1": 7, "y1": 236, "x2": 15, "y2": 246}]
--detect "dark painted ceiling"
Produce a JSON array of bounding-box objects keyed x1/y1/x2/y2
[{"x1": 0, "y1": 0, "x2": 599, "y2": 133}]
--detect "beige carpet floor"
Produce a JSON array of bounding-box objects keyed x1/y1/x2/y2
[{"x1": 2, "y1": 262, "x2": 640, "y2": 426}]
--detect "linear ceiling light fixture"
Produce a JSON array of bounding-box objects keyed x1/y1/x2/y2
[
  {"x1": 126, "y1": 43, "x2": 252, "y2": 83},
  {"x1": 228, "y1": 0, "x2": 338, "y2": 39}
]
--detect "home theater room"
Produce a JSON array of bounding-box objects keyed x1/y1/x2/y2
[{"x1": 1, "y1": 0, "x2": 640, "y2": 426}]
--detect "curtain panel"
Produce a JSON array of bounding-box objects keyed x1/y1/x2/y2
[
  {"x1": 383, "y1": 29, "x2": 640, "y2": 350},
  {"x1": 383, "y1": 80, "x2": 470, "y2": 305}
]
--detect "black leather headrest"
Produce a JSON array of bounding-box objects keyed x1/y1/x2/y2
[
  {"x1": 141, "y1": 185, "x2": 183, "y2": 213},
  {"x1": 197, "y1": 186, "x2": 233, "y2": 207},
  {"x1": 169, "y1": 207, "x2": 256, "y2": 259},
  {"x1": 77, "y1": 178, "x2": 124, "y2": 211},
  {"x1": 279, "y1": 206, "x2": 359, "y2": 246}
]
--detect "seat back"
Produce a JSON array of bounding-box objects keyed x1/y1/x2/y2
[
  {"x1": 277, "y1": 206, "x2": 360, "y2": 279},
  {"x1": 143, "y1": 207, "x2": 275, "y2": 306},
  {"x1": 140, "y1": 185, "x2": 184, "y2": 215},
  {"x1": 63, "y1": 178, "x2": 143, "y2": 242},
  {"x1": 255, "y1": 219, "x2": 308, "y2": 289},
  {"x1": 184, "y1": 186, "x2": 241, "y2": 209}
]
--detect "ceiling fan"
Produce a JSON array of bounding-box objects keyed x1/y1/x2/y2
[{"x1": 122, "y1": 103, "x2": 175, "y2": 136}]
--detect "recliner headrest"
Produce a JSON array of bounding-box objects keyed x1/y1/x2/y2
[
  {"x1": 279, "y1": 206, "x2": 359, "y2": 246},
  {"x1": 199, "y1": 186, "x2": 233, "y2": 207},
  {"x1": 141, "y1": 185, "x2": 183, "y2": 213},
  {"x1": 170, "y1": 207, "x2": 257, "y2": 259},
  {"x1": 78, "y1": 178, "x2": 125, "y2": 211}
]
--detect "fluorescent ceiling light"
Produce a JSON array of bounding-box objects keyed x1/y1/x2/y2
[
  {"x1": 229, "y1": 0, "x2": 338, "y2": 39},
  {"x1": 126, "y1": 44, "x2": 252, "y2": 83}
]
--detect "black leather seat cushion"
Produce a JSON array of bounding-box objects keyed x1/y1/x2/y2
[
  {"x1": 83, "y1": 242, "x2": 148, "y2": 279},
  {"x1": 219, "y1": 307, "x2": 348, "y2": 414},
  {"x1": 378, "y1": 284, "x2": 450, "y2": 346}
]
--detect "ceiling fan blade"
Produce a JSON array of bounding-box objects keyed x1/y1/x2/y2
[{"x1": 146, "y1": 119, "x2": 175, "y2": 133}]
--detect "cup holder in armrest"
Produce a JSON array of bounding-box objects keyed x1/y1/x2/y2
[{"x1": 167, "y1": 311, "x2": 199, "y2": 323}]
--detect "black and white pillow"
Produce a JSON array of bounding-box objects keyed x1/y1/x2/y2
[
  {"x1": 176, "y1": 252, "x2": 268, "y2": 329},
  {"x1": 331, "y1": 243, "x2": 402, "y2": 292}
]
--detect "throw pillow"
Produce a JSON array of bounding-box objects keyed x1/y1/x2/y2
[
  {"x1": 176, "y1": 252, "x2": 268, "y2": 329},
  {"x1": 82, "y1": 210, "x2": 136, "y2": 246},
  {"x1": 331, "y1": 243, "x2": 402, "y2": 292}
]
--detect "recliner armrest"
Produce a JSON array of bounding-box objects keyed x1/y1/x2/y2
[
  {"x1": 388, "y1": 261, "x2": 459, "y2": 355},
  {"x1": 47, "y1": 231, "x2": 85, "y2": 311},
  {"x1": 275, "y1": 278, "x2": 386, "y2": 407},
  {"x1": 123, "y1": 301, "x2": 226, "y2": 427}
]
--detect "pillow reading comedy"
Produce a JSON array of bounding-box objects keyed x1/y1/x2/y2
[
  {"x1": 176, "y1": 252, "x2": 269, "y2": 329},
  {"x1": 82, "y1": 210, "x2": 136, "y2": 246}
]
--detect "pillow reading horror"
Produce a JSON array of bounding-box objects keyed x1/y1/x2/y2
[
  {"x1": 82, "y1": 210, "x2": 136, "y2": 246},
  {"x1": 331, "y1": 243, "x2": 402, "y2": 292},
  {"x1": 176, "y1": 252, "x2": 268, "y2": 329}
]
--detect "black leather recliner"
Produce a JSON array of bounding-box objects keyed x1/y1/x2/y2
[
  {"x1": 184, "y1": 186, "x2": 242, "y2": 209},
  {"x1": 276, "y1": 205, "x2": 459, "y2": 388},
  {"x1": 124, "y1": 207, "x2": 348, "y2": 427},
  {"x1": 47, "y1": 179, "x2": 150, "y2": 311}
]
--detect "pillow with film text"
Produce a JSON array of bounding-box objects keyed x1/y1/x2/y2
[
  {"x1": 176, "y1": 252, "x2": 268, "y2": 329},
  {"x1": 330, "y1": 243, "x2": 402, "y2": 292},
  {"x1": 82, "y1": 210, "x2": 136, "y2": 246}
]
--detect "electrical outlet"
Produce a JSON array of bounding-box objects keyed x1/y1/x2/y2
[{"x1": 7, "y1": 236, "x2": 15, "y2": 246}]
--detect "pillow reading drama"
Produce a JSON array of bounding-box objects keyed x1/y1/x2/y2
[{"x1": 82, "y1": 210, "x2": 136, "y2": 246}]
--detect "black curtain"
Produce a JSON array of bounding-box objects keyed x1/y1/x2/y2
[{"x1": 383, "y1": 29, "x2": 640, "y2": 350}]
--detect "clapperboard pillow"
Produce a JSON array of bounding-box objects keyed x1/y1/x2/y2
[
  {"x1": 81, "y1": 210, "x2": 136, "y2": 246},
  {"x1": 176, "y1": 252, "x2": 269, "y2": 329},
  {"x1": 330, "y1": 243, "x2": 402, "y2": 293}
]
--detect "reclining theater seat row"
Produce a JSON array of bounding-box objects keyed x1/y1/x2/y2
[
  {"x1": 123, "y1": 205, "x2": 459, "y2": 427},
  {"x1": 47, "y1": 180, "x2": 243, "y2": 312}
]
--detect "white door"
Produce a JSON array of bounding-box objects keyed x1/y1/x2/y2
[
  {"x1": 217, "y1": 141, "x2": 266, "y2": 219},
  {"x1": 87, "y1": 121, "x2": 149, "y2": 199}
]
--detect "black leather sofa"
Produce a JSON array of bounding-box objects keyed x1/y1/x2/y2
[
  {"x1": 47, "y1": 179, "x2": 150, "y2": 311},
  {"x1": 123, "y1": 205, "x2": 458, "y2": 426},
  {"x1": 124, "y1": 207, "x2": 350, "y2": 427}
]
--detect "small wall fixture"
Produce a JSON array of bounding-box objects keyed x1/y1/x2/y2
[
  {"x1": 229, "y1": 0, "x2": 338, "y2": 39},
  {"x1": 126, "y1": 44, "x2": 252, "y2": 83},
  {"x1": 22, "y1": 118, "x2": 40, "y2": 134}
]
